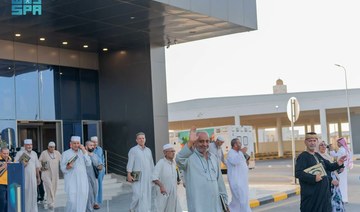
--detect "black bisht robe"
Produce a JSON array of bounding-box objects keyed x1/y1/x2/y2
[{"x1": 295, "y1": 151, "x2": 343, "y2": 212}]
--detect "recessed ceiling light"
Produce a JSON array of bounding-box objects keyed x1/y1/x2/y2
[
  {"x1": 39, "y1": 37, "x2": 45, "y2": 41},
  {"x1": 15, "y1": 33, "x2": 21, "y2": 37},
  {"x1": 102, "y1": 48, "x2": 108, "y2": 51},
  {"x1": 62, "y1": 41, "x2": 68, "y2": 45},
  {"x1": 83, "y1": 45, "x2": 88, "y2": 48},
  {"x1": 130, "y1": 16, "x2": 135, "y2": 20}
]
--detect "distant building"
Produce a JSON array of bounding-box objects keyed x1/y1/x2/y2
[{"x1": 168, "y1": 88, "x2": 360, "y2": 156}]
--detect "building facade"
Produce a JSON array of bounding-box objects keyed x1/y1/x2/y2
[
  {"x1": 0, "y1": 0, "x2": 257, "y2": 174},
  {"x1": 168, "y1": 88, "x2": 360, "y2": 156}
]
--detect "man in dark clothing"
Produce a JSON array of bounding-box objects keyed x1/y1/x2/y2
[
  {"x1": 0, "y1": 147, "x2": 13, "y2": 212},
  {"x1": 295, "y1": 132, "x2": 347, "y2": 212}
]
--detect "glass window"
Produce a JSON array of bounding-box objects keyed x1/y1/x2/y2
[
  {"x1": 39, "y1": 64, "x2": 56, "y2": 120},
  {"x1": 80, "y1": 69, "x2": 100, "y2": 120},
  {"x1": 0, "y1": 59, "x2": 16, "y2": 119},
  {"x1": 257, "y1": 128, "x2": 276, "y2": 142},
  {"x1": 282, "y1": 126, "x2": 305, "y2": 141},
  {"x1": 58, "y1": 67, "x2": 81, "y2": 120},
  {"x1": 0, "y1": 120, "x2": 17, "y2": 149},
  {"x1": 15, "y1": 61, "x2": 39, "y2": 120},
  {"x1": 62, "y1": 121, "x2": 82, "y2": 151},
  {"x1": 341, "y1": 122, "x2": 349, "y2": 136}
]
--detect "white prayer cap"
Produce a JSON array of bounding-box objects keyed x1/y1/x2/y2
[
  {"x1": 48, "y1": 141, "x2": 56, "y2": 147},
  {"x1": 24, "y1": 139, "x2": 32, "y2": 145},
  {"x1": 90, "y1": 136, "x2": 98, "y2": 142},
  {"x1": 163, "y1": 144, "x2": 174, "y2": 151},
  {"x1": 216, "y1": 136, "x2": 225, "y2": 142},
  {"x1": 71, "y1": 136, "x2": 81, "y2": 142}
]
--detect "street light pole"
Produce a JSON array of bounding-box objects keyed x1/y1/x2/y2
[{"x1": 335, "y1": 64, "x2": 353, "y2": 156}]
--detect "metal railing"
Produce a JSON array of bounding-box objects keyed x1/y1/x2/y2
[{"x1": 104, "y1": 149, "x2": 128, "y2": 176}]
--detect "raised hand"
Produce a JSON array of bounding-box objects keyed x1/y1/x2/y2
[
  {"x1": 337, "y1": 155, "x2": 347, "y2": 166},
  {"x1": 187, "y1": 126, "x2": 198, "y2": 148}
]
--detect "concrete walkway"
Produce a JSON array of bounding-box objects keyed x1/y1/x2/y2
[{"x1": 38, "y1": 173, "x2": 299, "y2": 212}]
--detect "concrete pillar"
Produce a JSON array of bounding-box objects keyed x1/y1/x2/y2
[
  {"x1": 338, "y1": 122, "x2": 342, "y2": 138},
  {"x1": 276, "y1": 117, "x2": 284, "y2": 157},
  {"x1": 319, "y1": 108, "x2": 328, "y2": 142},
  {"x1": 150, "y1": 45, "x2": 170, "y2": 161},
  {"x1": 254, "y1": 126, "x2": 259, "y2": 154},
  {"x1": 234, "y1": 115, "x2": 241, "y2": 126},
  {"x1": 310, "y1": 119, "x2": 315, "y2": 132}
]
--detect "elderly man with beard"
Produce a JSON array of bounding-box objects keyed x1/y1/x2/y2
[
  {"x1": 91, "y1": 136, "x2": 105, "y2": 210},
  {"x1": 0, "y1": 147, "x2": 13, "y2": 212},
  {"x1": 38, "y1": 141, "x2": 62, "y2": 210},
  {"x1": 152, "y1": 144, "x2": 182, "y2": 212},
  {"x1": 176, "y1": 127, "x2": 228, "y2": 212},
  {"x1": 61, "y1": 136, "x2": 92, "y2": 212},
  {"x1": 295, "y1": 132, "x2": 347, "y2": 212},
  {"x1": 85, "y1": 140, "x2": 100, "y2": 212},
  {"x1": 14, "y1": 139, "x2": 41, "y2": 212}
]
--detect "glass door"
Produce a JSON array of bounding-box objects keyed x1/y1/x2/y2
[{"x1": 82, "y1": 120, "x2": 102, "y2": 145}]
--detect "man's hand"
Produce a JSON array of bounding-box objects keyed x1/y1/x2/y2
[
  {"x1": 328, "y1": 144, "x2": 333, "y2": 151},
  {"x1": 127, "y1": 173, "x2": 134, "y2": 183},
  {"x1": 331, "y1": 179, "x2": 339, "y2": 186},
  {"x1": 160, "y1": 185, "x2": 167, "y2": 195},
  {"x1": 80, "y1": 145, "x2": 87, "y2": 154},
  {"x1": 315, "y1": 174, "x2": 323, "y2": 182},
  {"x1": 37, "y1": 177, "x2": 41, "y2": 185},
  {"x1": 241, "y1": 147, "x2": 248, "y2": 154},
  {"x1": 97, "y1": 164, "x2": 103, "y2": 170},
  {"x1": 66, "y1": 162, "x2": 73, "y2": 170},
  {"x1": 337, "y1": 155, "x2": 347, "y2": 166},
  {"x1": 187, "y1": 126, "x2": 198, "y2": 148}
]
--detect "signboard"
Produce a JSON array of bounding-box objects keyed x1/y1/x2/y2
[
  {"x1": 12, "y1": 0, "x2": 42, "y2": 16},
  {"x1": 7, "y1": 163, "x2": 25, "y2": 212}
]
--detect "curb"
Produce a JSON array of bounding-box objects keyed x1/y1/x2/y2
[{"x1": 249, "y1": 187, "x2": 300, "y2": 208}]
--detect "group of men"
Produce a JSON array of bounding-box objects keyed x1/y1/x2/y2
[
  {"x1": 126, "y1": 128, "x2": 252, "y2": 212},
  {"x1": 0, "y1": 135, "x2": 105, "y2": 212}
]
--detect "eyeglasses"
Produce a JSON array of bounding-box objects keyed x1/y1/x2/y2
[{"x1": 319, "y1": 144, "x2": 326, "y2": 147}]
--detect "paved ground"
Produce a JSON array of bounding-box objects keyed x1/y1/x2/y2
[
  {"x1": 37, "y1": 158, "x2": 360, "y2": 211},
  {"x1": 253, "y1": 160, "x2": 360, "y2": 212},
  {"x1": 38, "y1": 159, "x2": 300, "y2": 211}
]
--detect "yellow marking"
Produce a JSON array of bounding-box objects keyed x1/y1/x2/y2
[
  {"x1": 250, "y1": 199, "x2": 260, "y2": 208},
  {"x1": 273, "y1": 193, "x2": 288, "y2": 202},
  {"x1": 295, "y1": 187, "x2": 301, "y2": 195}
]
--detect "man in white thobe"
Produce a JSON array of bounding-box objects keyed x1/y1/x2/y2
[
  {"x1": 152, "y1": 144, "x2": 182, "y2": 212},
  {"x1": 85, "y1": 140, "x2": 100, "y2": 212},
  {"x1": 176, "y1": 127, "x2": 228, "y2": 212},
  {"x1": 330, "y1": 137, "x2": 351, "y2": 203},
  {"x1": 127, "y1": 132, "x2": 154, "y2": 212},
  {"x1": 60, "y1": 136, "x2": 92, "y2": 212},
  {"x1": 39, "y1": 141, "x2": 61, "y2": 210},
  {"x1": 92, "y1": 136, "x2": 105, "y2": 210},
  {"x1": 14, "y1": 139, "x2": 41, "y2": 212},
  {"x1": 227, "y1": 138, "x2": 251, "y2": 212},
  {"x1": 209, "y1": 136, "x2": 226, "y2": 166}
]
